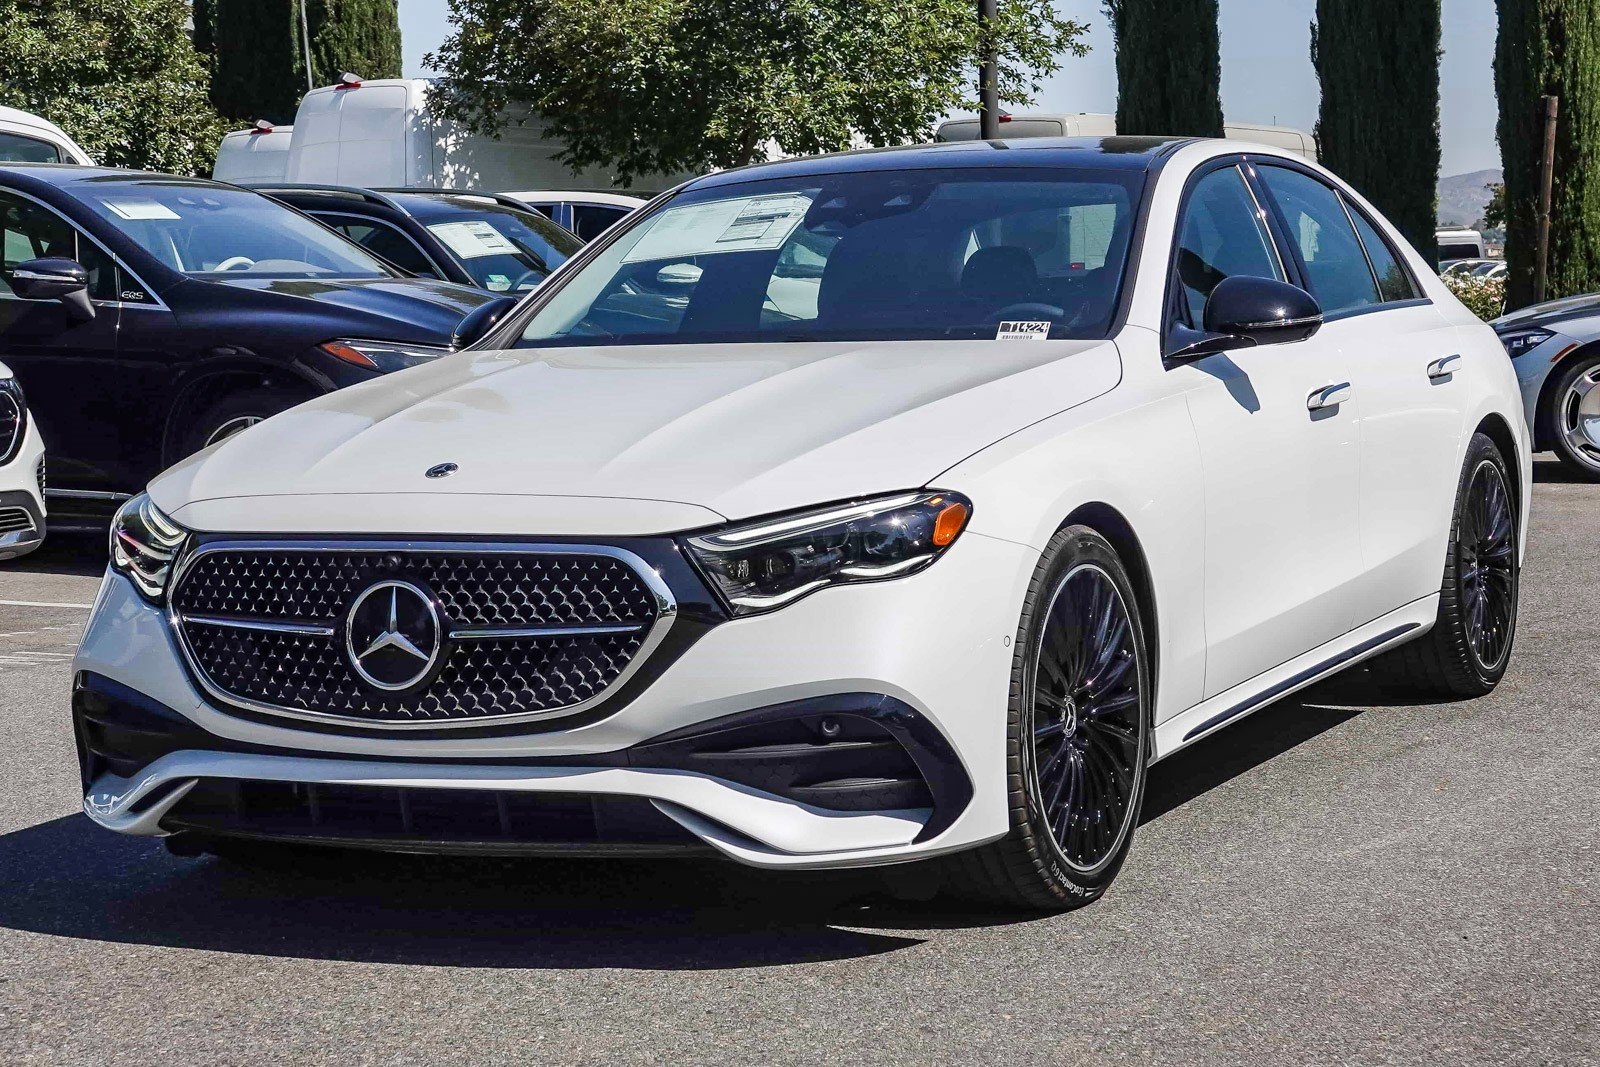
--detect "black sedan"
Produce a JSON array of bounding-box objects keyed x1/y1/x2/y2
[
  {"x1": 0, "y1": 165, "x2": 513, "y2": 525},
  {"x1": 255, "y1": 186, "x2": 583, "y2": 295}
]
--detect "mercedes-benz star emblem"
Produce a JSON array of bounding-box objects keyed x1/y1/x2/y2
[{"x1": 344, "y1": 580, "x2": 444, "y2": 692}]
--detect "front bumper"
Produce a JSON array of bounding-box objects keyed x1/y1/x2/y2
[
  {"x1": 1506, "y1": 330, "x2": 1581, "y2": 443},
  {"x1": 72, "y1": 529, "x2": 1032, "y2": 868},
  {"x1": 0, "y1": 415, "x2": 46, "y2": 561}
]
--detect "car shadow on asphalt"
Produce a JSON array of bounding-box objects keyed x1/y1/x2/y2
[
  {"x1": 1532, "y1": 455, "x2": 1587, "y2": 483},
  {"x1": 0, "y1": 674, "x2": 1406, "y2": 966},
  {"x1": 11, "y1": 532, "x2": 107, "y2": 579}
]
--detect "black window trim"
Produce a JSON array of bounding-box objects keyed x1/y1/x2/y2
[
  {"x1": 0, "y1": 185, "x2": 166, "y2": 310},
  {"x1": 1246, "y1": 156, "x2": 1432, "y2": 325},
  {"x1": 308, "y1": 208, "x2": 450, "y2": 280}
]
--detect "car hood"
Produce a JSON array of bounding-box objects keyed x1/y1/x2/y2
[
  {"x1": 151, "y1": 339, "x2": 1121, "y2": 535},
  {"x1": 1493, "y1": 292, "x2": 1600, "y2": 332},
  {"x1": 203, "y1": 275, "x2": 501, "y2": 336}
]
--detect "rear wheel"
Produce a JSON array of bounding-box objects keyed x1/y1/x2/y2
[
  {"x1": 947, "y1": 526, "x2": 1151, "y2": 911},
  {"x1": 1547, "y1": 354, "x2": 1600, "y2": 480},
  {"x1": 1369, "y1": 432, "x2": 1518, "y2": 697}
]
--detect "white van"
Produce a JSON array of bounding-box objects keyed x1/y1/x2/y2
[
  {"x1": 285, "y1": 78, "x2": 691, "y2": 194},
  {"x1": 0, "y1": 105, "x2": 93, "y2": 164},
  {"x1": 1436, "y1": 227, "x2": 1487, "y2": 262},
  {"x1": 213, "y1": 124, "x2": 295, "y2": 184},
  {"x1": 934, "y1": 112, "x2": 1319, "y2": 162}
]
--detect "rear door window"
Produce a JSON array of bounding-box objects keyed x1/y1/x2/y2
[{"x1": 0, "y1": 132, "x2": 62, "y2": 163}]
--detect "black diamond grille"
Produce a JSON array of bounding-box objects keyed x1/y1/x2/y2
[{"x1": 172, "y1": 546, "x2": 664, "y2": 726}]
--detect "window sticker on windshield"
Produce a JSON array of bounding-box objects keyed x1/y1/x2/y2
[
  {"x1": 428, "y1": 220, "x2": 519, "y2": 260},
  {"x1": 997, "y1": 321, "x2": 1052, "y2": 341},
  {"x1": 486, "y1": 273, "x2": 512, "y2": 291},
  {"x1": 102, "y1": 199, "x2": 181, "y2": 221},
  {"x1": 622, "y1": 193, "x2": 813, "y2": 264}
]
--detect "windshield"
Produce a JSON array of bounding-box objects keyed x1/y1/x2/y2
[
  {"x1": 418, "y1": 197, "x2": 583, "y2": 292},
  {"x1": 83, "y1": 181, "x2": 393, "y2": 279},
  {"x1": 515, "y1": 167, "x2": 1143, "y2": 347}
]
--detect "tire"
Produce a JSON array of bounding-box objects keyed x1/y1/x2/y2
[
  {"x1": 1368, "y1": 432, "x2": 1519, "y2": 698},
  {"x1": 946, "y1": 526, "x2": 1153, "y2": 911},
  {"x1": 182, "y1": 387, "x2": 311, "y2": 457},
  {"x1": 1546, "y1": 353, "x2": 1600, "y2": 480}
]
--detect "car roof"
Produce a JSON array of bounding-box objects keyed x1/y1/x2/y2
[
  {"x1": 252, "y1": 184, "x2": 538, "y2": 219},
  {"x1": 0, "y1": 162, "x2": 221, "y2": 187},
  {"x1": 684, "y1": 136, "x2": 1195, "y2": 192}
]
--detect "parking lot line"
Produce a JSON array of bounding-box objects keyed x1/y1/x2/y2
[{"x1": 0, "y1": 600, "x2": 94, "y2": 610}]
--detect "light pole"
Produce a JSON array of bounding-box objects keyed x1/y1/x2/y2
[
  {"x1": 978, "y1": 0, "x2": 999, "y2": 139},
  {"x1": 299, "y1": 0, "x2": 315, "y2": 91}
]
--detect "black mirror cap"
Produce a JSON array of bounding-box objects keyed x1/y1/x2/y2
[
  {"x1": 1203, "y1": 275, "x2": 1322, "y2": 345},
  {"x1": 12, "y1": 257, "x2": 94, "y2": 321},
  {"x1": 451, "y1": 294, "x2": 520, "y2": 350}
]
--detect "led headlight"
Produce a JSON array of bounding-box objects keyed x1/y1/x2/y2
[
  {"x1": 318, "y1": 338, "x2": 454, "y2": 372},
  {"x1": 109, "y1": 493, "x2": 188, "y2": 603},
  {"x1": 685, "y1": 491, "x2": 972, "y2": 616},
  {"x1": 1498, "y1": 327, "x2": 1555, "y2": 358}
]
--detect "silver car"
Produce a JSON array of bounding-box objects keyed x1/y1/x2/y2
[{"x1": 1494, "y1": 294, "x2": 1600, "y2": 478}]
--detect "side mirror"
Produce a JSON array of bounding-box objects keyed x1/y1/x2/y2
[
  {"x1": 1168, "y1": 276, "x2": 1322, "y2": 360},
  {"x1": 12, "y1": 258, "x2": 94, "y2": 322},
  {"x1": 450, "y1": 295, "x2": 520, "y2": 349}
]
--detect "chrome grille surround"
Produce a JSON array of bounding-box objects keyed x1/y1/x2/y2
[
  {"x1": 168, "y1": 540, "x2": 677, "y2": 731},
  {"x1": 0, "y1": 387, "x2": 22, "y2": 466}
]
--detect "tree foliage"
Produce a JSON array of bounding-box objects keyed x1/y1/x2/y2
[
  {"x1": 1495, "y1": 0, "x2": 1600, "y2": 308},
  {"x1": 1312, "y1": 0, "x2": 1441, "y2": 264},
  {"x1": 0, "y1": 0, "x2": 227, "y2": 175},
  {"x1": 1102, "y1": 0, "x2": 1223, "y2": 138},
  {"x1": 206, "y1": 0, "x2": 403, "y2": 126},
  {"x1": 427, "y1": 0, "x2": 1089, "y2": 184}
]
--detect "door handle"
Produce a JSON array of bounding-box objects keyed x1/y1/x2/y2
[
  {"x1": 1428, "y1": 354, "x2": 1462, "y2": 379},
  {"x1": 1306, "y1": 382, "x2": 1352, "y2": 411}
]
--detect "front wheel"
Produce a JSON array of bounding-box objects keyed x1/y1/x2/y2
[
  {"x1": 947, "y1": 526, "x2": 1152, "y2": 911},
  {"x1": 1369, "y1": 432, "x2": 1519, "y2": 697},
  {"x1": 182, "y1": 387, "x2": 311, "y2": 457}
]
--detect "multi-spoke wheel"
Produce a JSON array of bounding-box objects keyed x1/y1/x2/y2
[
  {"x1": 948, "y1": 526, "x2": 1151, "y2": 910},
  {"x1": 1549, "y1": 356, "x2": 1600, "y2": 480},
  {"x1": 1026, "y1": 563, "x2": 1144, "y2": 875},
  {"x1": 1369, "y1": 433, "x2": 1520, "y2": 697},
  {"x1": 183, "y1": 387, "x2": 311, "y2": 459}
]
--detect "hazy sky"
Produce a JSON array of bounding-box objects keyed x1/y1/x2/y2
[{"x1": 397, "y1": 0, "x2": 1502, "y2": 177}]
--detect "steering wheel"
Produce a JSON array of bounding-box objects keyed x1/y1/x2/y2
[
  {"x1": 988, "y1": 302, "x2": 1067, "y2": 324},
  {"x1": 505, "y1": 268, "x2": 542, "y2": 292},
  {"x1": 214, "y1": 256, "x2": 256, "y2": 272}
]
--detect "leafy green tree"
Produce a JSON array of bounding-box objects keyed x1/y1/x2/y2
[
  {"x1": 0, "y1": 0, "x2": 227, "y2": 175},
  {"x1": 1312, "y1": 0, "x2": 1441, "y2": 264},
  {"x1": 1495, "y1": 0, "x2": 1600, "y2": 308},
  {"x1": 1483, "y1": 181, "x2": 1507, "y2": 231},
  {"x1": 209, "y1": 0, "x2": 402, "y2": 126},
  {"x1": 1102, "y1": 0, "x2": 1223, "y2": 137},
  {"x1": 427, "y1": 0, "x2": 1090, "y2": 184}
]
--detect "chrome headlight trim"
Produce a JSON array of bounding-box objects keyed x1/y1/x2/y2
[{"x1": 109, "y1": 493, "x2": 189, "y2": 603}]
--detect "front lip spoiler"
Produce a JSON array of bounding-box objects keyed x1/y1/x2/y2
[{"x1": 83, "y1": 749, "x2": 931, "y2": 863}]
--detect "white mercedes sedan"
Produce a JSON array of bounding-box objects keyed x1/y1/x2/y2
[{"x1": 75, "y1": 137, "x2": 1529, "y2": 910}]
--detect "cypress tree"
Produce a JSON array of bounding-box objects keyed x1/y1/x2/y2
[
  {"x1": 1495, "y1": 0, "x2": 1600, "y2": 308},
  {"x1": 306, "y1": 0, "x2": 403, "y2": 86},
  {"x1": 1312, "y1": 0, "x2": 1442, "y2": 265},
  {"x1": 1102, "y1": 0, "x2": 1224, "y2": 138},
  {"x1": 209, "y1": 1, "x2": 302, "y2": 125}
]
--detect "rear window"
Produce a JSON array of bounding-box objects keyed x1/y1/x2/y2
[{"x1": 515, "y1": 166, "x2": 1144, "y2": 348}]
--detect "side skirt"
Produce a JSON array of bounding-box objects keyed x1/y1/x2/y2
[{"x1": 1153, "y1": 595, "x2": 1439, "y2": 761}]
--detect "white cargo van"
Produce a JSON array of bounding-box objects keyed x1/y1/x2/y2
[
  {"x1": 1436, "y1": 227, "x2": 1487, "y2": 262},
  {"x1": 0, "y1": 105, "x2": 93, "y2": 164},
  {"x1": 212, "y1": 124, "x2": 294, "y2": 184},
  {"x1": 285, "y1": 78, "x2": 691, "y2": 194},
  {"x1": 934, "y1": 112, "x2": 1319, "y2": 162}
]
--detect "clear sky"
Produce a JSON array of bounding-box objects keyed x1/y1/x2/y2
[{"x1": 397, "y1": 0, "x2": 1502, "y2": 177}]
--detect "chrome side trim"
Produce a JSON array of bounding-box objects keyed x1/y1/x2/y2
[
  {"x1": 47, "y1": 488, "x2": 134, "y2": 502},
  {"x1": 184, "y1": 614, "x2": 337, "y2": 638},
  {"x1": 167, "y1": 539, "x2": 678, "y2": 732}
]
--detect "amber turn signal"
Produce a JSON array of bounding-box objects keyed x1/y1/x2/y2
[{"x1": 931, "y1": 500, "x2": 970, "y2": 547}]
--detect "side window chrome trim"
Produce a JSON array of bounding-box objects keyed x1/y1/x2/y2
[{"x1": 0, "y1": 184, "x2": 169, "y2": 310}]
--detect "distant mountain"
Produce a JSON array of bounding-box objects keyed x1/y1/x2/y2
[{"x1": 1438, "y1": 169, "x2": 1503, "y2": 228}]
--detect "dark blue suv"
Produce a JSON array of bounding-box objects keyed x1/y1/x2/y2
[{"x1": 0, "y1": 164, "x2": 513, "y2": 526}]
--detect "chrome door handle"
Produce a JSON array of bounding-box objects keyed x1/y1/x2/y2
[
  {"x1": 1428, "y1": 354, "x2": 1462, "y2": 379},
  {"x1": 1307, "y1": 382, "x2": 1352, "y2": 411}
]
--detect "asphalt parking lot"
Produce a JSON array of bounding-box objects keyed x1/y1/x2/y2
[{"x1": 0, "y1": 460, "x2": 1595, "y2": 1066}]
